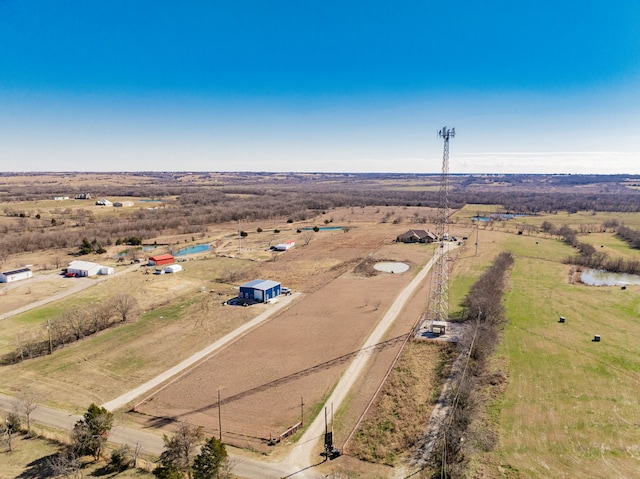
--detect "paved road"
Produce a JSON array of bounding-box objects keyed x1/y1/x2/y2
[{"x1": 283, "y1": 244, "x2": 452, "y2": 474}]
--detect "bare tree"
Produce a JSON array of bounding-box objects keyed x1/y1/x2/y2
[
  {"x1": 91, "y1": 303, "x2": 114, "y2": 331},
  {"x1": 17, "y1": 388, "x2": 41, "y2": 436},
  {"x1": 301, "y1": 232, "x2": 314, "y2": 246},
  {"x1": 48, "y1": 448, "x2": 83, "y2": 478},
  {"x1": 112, "y1": 294, "x2": 138, "y2": 323}
]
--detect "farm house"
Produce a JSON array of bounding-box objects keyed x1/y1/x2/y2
[
  {"x1": 67, "y1": 260, "x2": 103, "y2": 277},
  {"x1": 148, "y1": 254, "x2": 174, "y2": 266},
  {"x1": 163, "y1": 264, "x2": 183, "y2": 273},
  {"x1": 0, "y1": 267, "x2": 33, "y2": 283},
  {"x1": 396, "y1": 229, "x2": 437, "y2": 243},
  {"x1": 239, "y1": 279, "x2": 281, "y2": 303}
]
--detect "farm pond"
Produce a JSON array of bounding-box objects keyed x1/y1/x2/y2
[
  {"x1": 374, "y1": 262, "x2": 410, "y2": 274},
  {"x1": 581, "y1": 269, "x2": 640, "y2": 286}
]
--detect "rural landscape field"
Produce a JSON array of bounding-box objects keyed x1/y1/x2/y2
[{"x1": 1, "y1": 172, "x2": 640, "y2": 478}]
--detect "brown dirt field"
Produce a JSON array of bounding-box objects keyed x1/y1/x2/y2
[{"x1": 134, "y1": 219, "x2": 443, "y2": 452}]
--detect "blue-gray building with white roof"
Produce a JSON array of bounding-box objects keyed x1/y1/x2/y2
[{"x1": 239, "y1": 279, "x2": 281, "y2": 303}]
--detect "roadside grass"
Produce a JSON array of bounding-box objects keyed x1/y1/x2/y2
[
  {"x1": 478, "y1": 253, "x2": 640, "y2": 477},
  {"x1": 347, "y1": 341, "x2": 444, "y2": 465}
]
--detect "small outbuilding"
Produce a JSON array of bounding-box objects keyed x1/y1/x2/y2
[
  {"x1": 67, "y1": 260, "x2": 102, "y2": 277},
  {"x1": 148, "y1": 254, "x2": 174, "y2": 266},
  {"x1": 430, "y1": 321, "x2": 447, "y2": 336},
  {"x1": 114, "y1": 201, "x2": 134, "y2": 207},
  {"x1": 239, "y1": 279, "x2": 281, "y2": 303},
  {"x1": 95, "y1": 199, "x2": 113, "y2": 206},
  {"x1": 0, "y1": 267, "x2": 33, "y2": 283},
  {"x1": 164, "y1": 264, "x2": 183, "y2": 273},
  {"x1": 396, "y1": 229, "x2": 437, "y2": 244},
  {"x1": 99, "y1": 266, "x2": 115, "y2": 275},
  {"x1": 273, "y1": 240, "x2": 296, "y2": 251}
]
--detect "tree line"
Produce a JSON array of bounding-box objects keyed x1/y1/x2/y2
[
  {"x1": 548, "y1": 223, "x2": 640, "y2": 275},
  {"x1": 2, "y1": 294, "x2": 137, "y2": 365},
  {"x1": 4, "y1": 173, "x2": 640, "y2": 262},
  {"x1": 432, "y1": 251, "x2": 514, "y2": 478}
]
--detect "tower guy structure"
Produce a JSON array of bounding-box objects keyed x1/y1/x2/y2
[{"x1": 427, "y1": 126, "x2": 455, "y2": 324}]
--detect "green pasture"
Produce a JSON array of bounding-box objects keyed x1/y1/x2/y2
[
  {"x1": 484, "y1": 254, "x2": 640, "y2": 477},
  {"x1": 453, "y1": 208, "x2": 640, "y2": 240},
  {"x1": 578, "y1": 232, "x2": 640, "y2": 260},
  {"x1": 446, "y1": 228, "x2": 640, "y2": 476}
]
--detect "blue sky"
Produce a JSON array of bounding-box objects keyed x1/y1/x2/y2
[{"x1": 1, "y1": 1, "x2": 640, "y2": 174}]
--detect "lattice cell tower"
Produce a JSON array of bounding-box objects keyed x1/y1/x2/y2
[{"x1": 427, "y1": 126, "x2": 455, "y2": 323}]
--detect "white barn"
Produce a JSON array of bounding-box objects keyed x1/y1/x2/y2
[
  {"x1": 163, "y1": 264, "x2": 183, "y2": 273},
  {"x1": 0, "y1": 267, "x2": 33, "y2": 283},
  {"x1": 67, "y1": 260, "x2": 103, "y2": 277}
]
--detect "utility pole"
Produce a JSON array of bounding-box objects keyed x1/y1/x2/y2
[
  {"x1": 47, "y1": 319, "x2": 53, "y2": 355},
  {"x1": 218, "y1": 389, "x2": 222, "y2": 441},
  {"x1": 237, "y1": 220, "x2": 241, "y2": 255},
  {"x1": 475, "y1": 220, "x2": 479, "y2": 256}
]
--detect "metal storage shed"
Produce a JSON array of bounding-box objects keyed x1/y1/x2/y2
[
  {"x1": 99, "y1": 266, "x2": 115, "y2": 275},
  {"x1": 148, "y1": 254, "x2": 174, "y2": 266},
  {"x1": 67, "y1": 260, "x2": 102, "y2": 277},
  {"x1": 239, "y1": 279, "x2": 281, "y2": 303},
  {"x1": 0, "y1": 267, "x2": 33, "y2": 283},
  {"x1": 163, "y1": 264, "x2": 183, "y2": 273}
]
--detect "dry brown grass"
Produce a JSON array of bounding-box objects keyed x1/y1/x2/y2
[{"x1": 346, "y1": 341, "x2": 449, "y2": 465}]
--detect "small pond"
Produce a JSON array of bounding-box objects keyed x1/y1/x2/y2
[
  {"x1": 374, "y1": 262, "x2": 410, "y2": 274},
  {"x1": 471, "y1": 214, "x2": 526, "y2": 222},
  {"x1": 174, "y1": 244, "x2": 211, "y2": 256},
  {"x1": 581, "y1": 269, "x2": 640, "y2": 286},
  {"x1": 300, "y1": 226, "x2": 343, "y2": 231}
]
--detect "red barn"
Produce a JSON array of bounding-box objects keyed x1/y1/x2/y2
[{"x1": 148, "y1": 254, "x2": 174, "y2": 266}]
